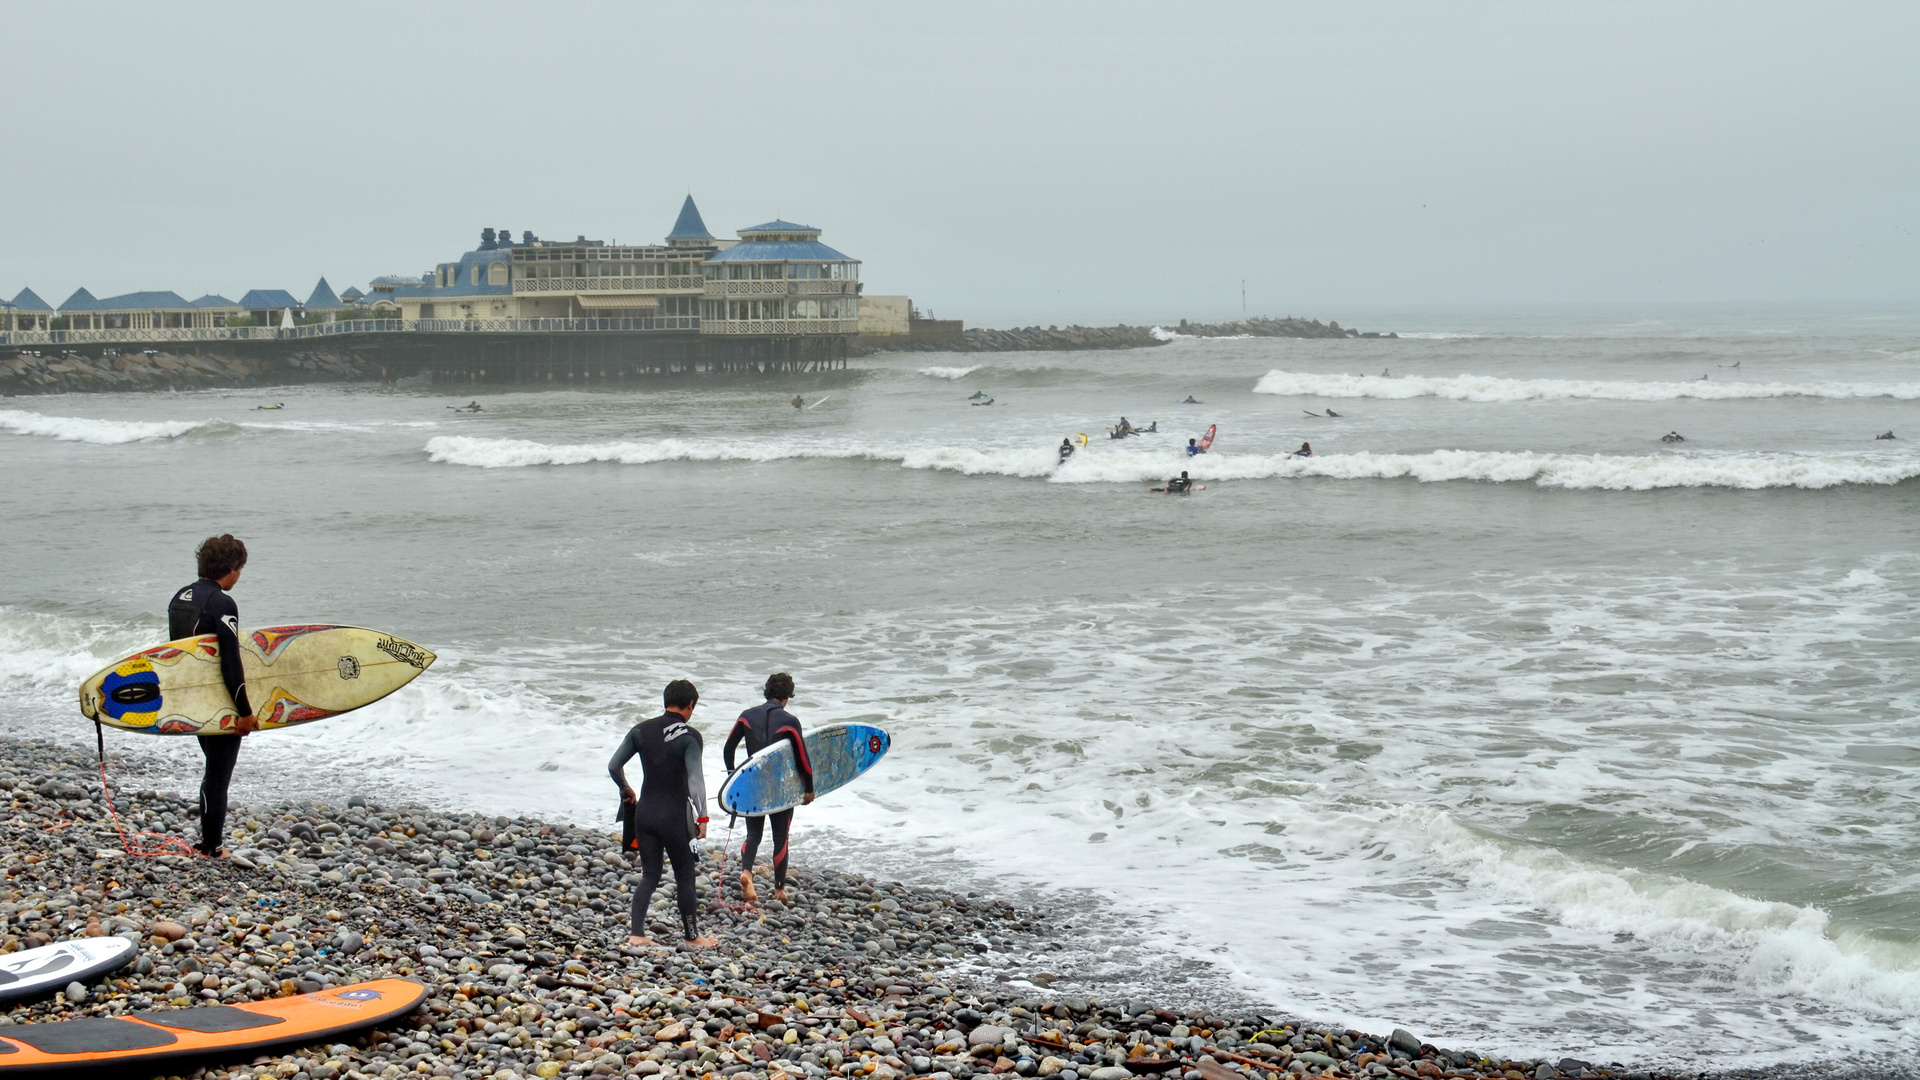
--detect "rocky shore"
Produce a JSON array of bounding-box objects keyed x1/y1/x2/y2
[
  {"x1": 869, "y1": 318, "x2": 1391, "y2": 354},
  {"x1": 1, "y1": 738, "x2": 1691, "y2": 1080},
  {"x1": 1, "y1": 348, "x2": 376, "y2": 394}
]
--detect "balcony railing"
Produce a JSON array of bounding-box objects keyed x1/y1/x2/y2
[
  {"x1": 703, "y1": 279, "x2": 859, "y2": 296},
  {"x1": 513, "y1": 276, "x2": 703, "y2": 294},
  {"x1": 0, "y1": 316, "x2": 701, "y2": 346},
  {"x1": 700, "y1": 318, "x2": 858, "y2": 336}
]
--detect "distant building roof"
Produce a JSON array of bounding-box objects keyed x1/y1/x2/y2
[
  {"x1": 190, "y1": 294, "x2": 239, "y2": 309},
  {"x1": 340, "y1": 286, "x2": 365, "y2": 301},
  {"x1": 306, "y1": 277, "x2": 342, "y2": 309},
  {"x1": 10, "y1": 287, "x2": 53, "y2": 312},
  {"x1": 96, "y1": 291, "x2": 195, "y2": 311},
  {"x1": 740, "y1": 220, "x2": 819, "y2": 235},
  {"x1": 667, "y1": 196, "x2": 713, "y2": 241},
  {"x1": 58, "y1": 288, "x2": 100, "y2": 312},
  {"x1": 369, "y1": 275, "x2": 423, "y2": 290},
  {"x1": 239, "y1": 289, "x2": 301, "y2": 310},
  {"x1": 706, "y1": 240, "x2": 855, "y2": 263}
]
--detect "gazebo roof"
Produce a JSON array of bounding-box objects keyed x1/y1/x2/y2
[
  {"x1": 10, "y1": 287, "x2": 53, "y2": 312},
  {"x1": 306, "y1": 277, "x2": 343, "y2": 308},
  {"x1": 240, "y1": 289, "x2": 301, "y2": 310},
  {"x1": 666, "y1": 195, "x2": 713, "y2": 240},
  {"x1": 58, "y1": 288, "x2": 101, "y2": 312},
  {"x1": 96, "y1": 291, "x2": 195, "y2": 311},
  {"x1": 190, "y1": 294, "x2": 239, "y2": 308}
]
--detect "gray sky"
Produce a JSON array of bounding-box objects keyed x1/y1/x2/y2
[{"x1": 3, "y1": 1, "x2": 1915, "y2": 326}]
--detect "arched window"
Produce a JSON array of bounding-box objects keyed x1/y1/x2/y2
[{"x1": 488, "y1": 262, "x2": 509, "y2": 286}]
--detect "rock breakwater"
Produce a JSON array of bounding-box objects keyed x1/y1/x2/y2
[
  {"x1": 1, "y1": 738, "x2": 1680, "y2": 1080},
  {"x1": 2, "y1": 348, "x2": 375, "y2": 395},
  {"x1": 869, "y1": 318, "x2": 1390, "y2": 355}
]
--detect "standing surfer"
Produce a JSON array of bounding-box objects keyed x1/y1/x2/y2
[
  {"x1": 609, "y1": 679, "x2": 715, "y2": 948},
  {"x1": 724, "y1": 673, "x2": 814, "y2": 904},
  {"x1": 167, "y1": 535, "x2": 257, "y2": 859}
]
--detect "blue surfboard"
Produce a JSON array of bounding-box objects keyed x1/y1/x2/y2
[{"x1": 720, "y1": 722, "x2": 891, "y2": 816}]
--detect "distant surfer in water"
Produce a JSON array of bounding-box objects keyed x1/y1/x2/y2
[
  {"x1": 168, "y1": 535, "x2": 257, "y2": 859},
  {"x1": 610, "y1": 679, "x2": 714, "y2": 948},
  {"x1": 1181, "y1": 396, "x2": 1201, "y2": 404},
  {"x1": 724, "y1": 673, "x2": 815, "y2": 905},
  {"x1": 1292, "y1": 442, "x2": 1313, "y2": 457},
  {"x1": 1878, "y1": 430, "x2": 1898, "y2": 440},
  {"x1": 450, "y1": 400, "x2": 483, "y2": 413},
  {"x1": 971, "y1": 397, "x2": 995, "y2": 406},
  {"x1": 968, "y1": 391, "x2": 989, "y2": 400},
  {"x1": 1660, "y1": 431, "x2": 1686, "y2": 443},
  {"x1": 1325, "y1": 408, "x2": 1341, "y2": 417},
  {"x1": 1060, "y1": 438, "x2": 1076, "y2": 463},
  {"x1": 254, "y1": 403, "x2": 284, "y2": 410},
  {"x1": 791, "y1": 395, "x2": 804, "y2": 409},
  {"x1": 1151, "y1": 471, "x2": 1194, "y2": 494}
]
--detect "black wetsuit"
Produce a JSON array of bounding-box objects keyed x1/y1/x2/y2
[
  {"x1": 1166, "y1": 476, "x2": 1193, "y2": 494},
  {"x1": 168, "y1": 579, "x2": 252, "y2": 856},
  {"x1": 724, "y1": 701, "x2": 813, "y2": 891},
  {"x1": 609, "y1": 713, "x2": 708, "y2": 940}
]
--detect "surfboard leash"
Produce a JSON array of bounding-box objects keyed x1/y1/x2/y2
[{"x1": 94, "y1": 720, "x2": 206, "y2": 860}]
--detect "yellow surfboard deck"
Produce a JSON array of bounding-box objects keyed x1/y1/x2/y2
[
  {"x1": 77, "y1": 625, "x2": 435, "y2": 735},
  {"x1": 0, "y1": 977, "x2": 427, "y2": 1072}
]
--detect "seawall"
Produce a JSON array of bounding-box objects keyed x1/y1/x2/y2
[{"x1": 854, "y1": 316, "x2": 1391, "y2": 355}]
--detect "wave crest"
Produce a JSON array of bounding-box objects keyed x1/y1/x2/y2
[
  {"x1": 0, "y1": 409, "x2": 211, "y2": 444},
  {"x1": 1253, "y1": 369, "x2": 1920, "y2": 402},
  {"x1": 917, "y1": 365, "x2": 979, "y2": 380}
]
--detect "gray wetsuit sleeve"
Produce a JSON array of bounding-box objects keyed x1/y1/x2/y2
[
  {"x1": 678, "y1": 729, "x2": 707, "y2": 822},
  {"x1": 609, "y1": 728, "x2": 639, "y2": 792}
]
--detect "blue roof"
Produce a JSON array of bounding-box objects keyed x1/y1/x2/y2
[
  {"x1": 97, "y1": 291, "x2": 194, "y2": 310},
  {"x1": 10, "y1": 287, "x2": 53, "y2": 312},
  {"x1": 706, "y1": 240, "x2": 855, "y2": 263},
  {"x1": 190, "y1": 294, "x2": 238, "y2": 308},
  {"x1": 240, "y1": 289, "x2": 301, "y2": 309},
  {"x1": 667, "y1": 196, "x2": 713, "y2": 240},
  {"x1": 59, "y1": 288, "x2": 100, "y2": 312},
  {"x1": 340, "y1": 286, "x2": 365, "y2": 300},
  {"x1": 306, "y1": 277, "x2": 342, "y2": 308},
  {"x1": 741, "y1": 220, "x2": 817, "y2": 233}
]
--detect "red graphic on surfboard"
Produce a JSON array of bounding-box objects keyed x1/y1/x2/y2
[{"x1": 1198, "y1": 424, "x2": 1216, "y2": 452}]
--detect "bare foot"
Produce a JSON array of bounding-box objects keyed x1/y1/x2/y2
[
  {"x1": 683, "y1": 936, "x2": 719, "y2": 948},
  {"x1": 739, "y1": 870, "x2": 758, "y2": 903},
  {"x1": 628, "y1": 935, "x2": 657, "y2": 947},
  {"x1": 773, "y1": 888, "x2": 789, "y2": 904}
]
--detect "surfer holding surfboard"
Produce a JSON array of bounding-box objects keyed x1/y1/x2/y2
[
  {"x1": 723, "y1": 673, "x2": 814, "y2": 904},
  {"x1": 166, "y1": 535, "x2": 257, "y2": 858}
]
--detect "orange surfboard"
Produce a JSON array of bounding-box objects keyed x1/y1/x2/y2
[{"x1": 0, "y1": 978, "x2": 426, "y2": 1074}]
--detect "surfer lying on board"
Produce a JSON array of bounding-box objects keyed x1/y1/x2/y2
[
  {"x1": 1150, "y1": 471, "x2": 1194, "y2": 494},
  {"x1": 1292, "y1": 442, "x2": 1314, "y2": 457},
  {"x1": 168, "y1": 534, "x2": 257, "y2": 859},
  {"x1": 725, "y1": 673, "x2": 815, "y2": 904},
  {"x1": 610, "y1": 679, "x2": 715, "y2": 948},
  {"x1": 1660, "y1": 431, "x2": 1686, "y2": 443}
]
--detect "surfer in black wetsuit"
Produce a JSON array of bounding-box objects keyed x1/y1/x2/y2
[
  {"x1": 724, "y1": 673, "x2": 814, "y2": 904},
  {"x1": 1059, "y1": 438, "x2": 1075, "y2": 463},
  {"x1": 167, "y1": 534, "x2": 257, "y2": 859},
  {"x1": 609, "y1": 679, "x2": 714, "y2": 947}
]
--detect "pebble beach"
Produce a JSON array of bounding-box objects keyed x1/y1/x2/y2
[{"x1": 0, "y1": 738, "x2": 1711, "y2": 1080}]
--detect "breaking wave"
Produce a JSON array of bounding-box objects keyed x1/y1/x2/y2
[
  {"x1": 1253, "y1": 369, "x2": 1920, "y2": 402},
  {"x1": 0, "y1": 409, "x2": 213, "y2": 444},
  {"x1": 917, "y1": 366, "x2": 979, "y2": 380},
  {"x1": 426, "y1": 436, "x2": 1919, "y2": 491}
]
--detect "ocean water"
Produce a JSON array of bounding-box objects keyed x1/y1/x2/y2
[{"x1": 3, "y1": 304, "x2": 1920, "y2": 1073}]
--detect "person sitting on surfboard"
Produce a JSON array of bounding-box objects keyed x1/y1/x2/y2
[
  {"x1": 725, "y1": 673, "x2": 815, "y2": 904},
  {"x1": 610, "y1": 679, "x2": 715, "y2": 948},
  {"x1": 167, "y1": 534, "x2": 258, "y2": 859},
  {"x1": 1292, "y1": 442, "x2": 1314, "y2": 457}
]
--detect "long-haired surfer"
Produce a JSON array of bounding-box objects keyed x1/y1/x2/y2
[
  {"x1": 1292, "y1": 442, "x2": 1313, "y2": 457},
  {"x1": 724, "y1": 672, "x2": 815, "y2": 904},
  {"x1": 167, "y1": 534, "x2": 257, "y2": 859},
  {"x1": 610, "y1": 679, "x2": 715, "y2": 948}
]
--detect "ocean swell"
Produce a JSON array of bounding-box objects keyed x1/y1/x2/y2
[
  {"x1": 0, "y1": 408, "x2": 213, "y2": 444},
  {"x1": 1254, "y1": 369, "x2": 1920, "y2": 402}
]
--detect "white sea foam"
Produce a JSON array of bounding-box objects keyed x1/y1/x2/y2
[
  {"x1": 1254, "y1": 368, "x2": 1920, "y2": 402},
  {"x1": 917, "y1": 365, "x2": 979, "y2": 379},
  {"x1": 429, "y1": 435, "x2": 1920, "y2": 490},
  {"x1": 0, "y1": 408, "x2": 210, "y2": 444}
]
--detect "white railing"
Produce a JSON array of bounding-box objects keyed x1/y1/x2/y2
[
  {"x1": 513, "y1": 276, "x2": 703, "y2": 293},
  {"x1": 700, "y1": 319, "x2": 858, "y2": 336},
  {"x1": 704, "y1": 279, "x2": 857, "y2": 296},
  {"x1": 0, "y1": 317, "x2": 701, "y2": 346}
]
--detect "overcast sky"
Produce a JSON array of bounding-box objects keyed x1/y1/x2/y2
[{"x1": 3, "y1": 2, "x2": 1915, "y2": 326}]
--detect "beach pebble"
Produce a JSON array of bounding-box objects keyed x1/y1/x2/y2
[{"x1": 63, "y1": 982, "x2": 87, "y2": 1004}]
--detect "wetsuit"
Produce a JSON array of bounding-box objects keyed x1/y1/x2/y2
[
  {"x1": 1186, "y1": 442, "x2": 1203, "y2": 457},
  {"x1": 168, "y1": 579, "x2": 252, "y2": 856},
  {"x1": 724, "y1": 701, "x2": 813, "y2": 891},
  {"x1": 1059, "y1": 442, "x2": 1075, "y2": 463},
  {"x1": 1167, "y1": 476, "x2": 1192, "y2": 494},
  {"x1": 609, "y1": 713, "x2": 708, "y2": 941}
]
